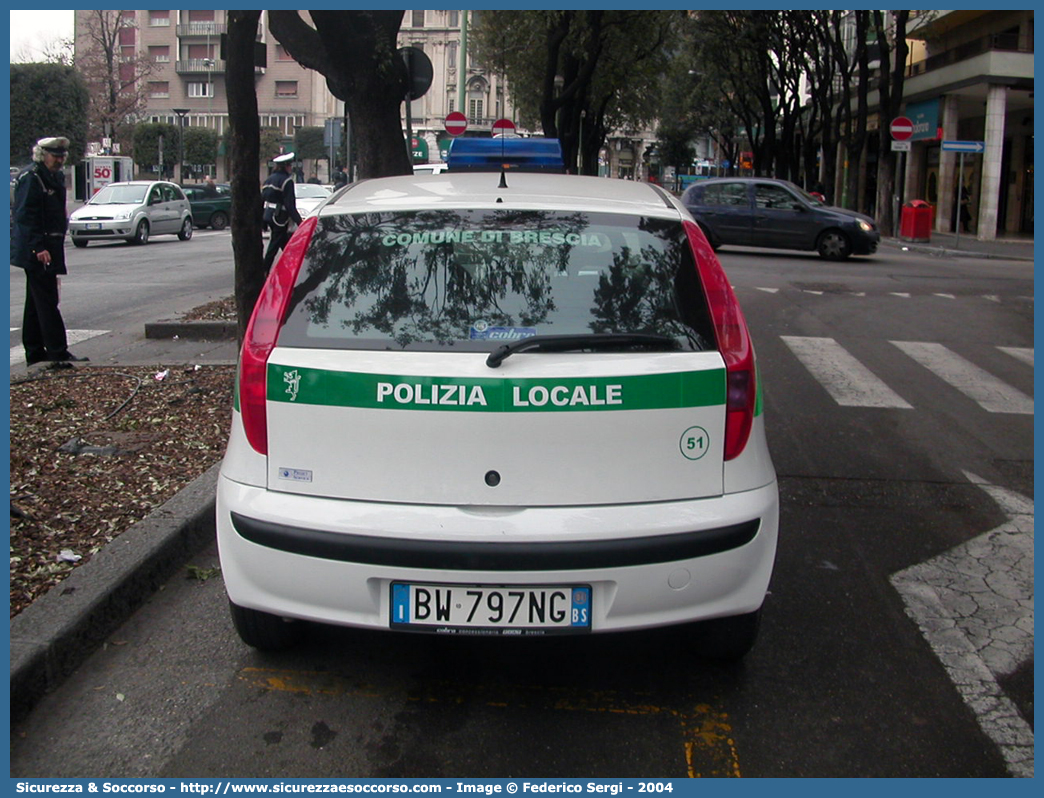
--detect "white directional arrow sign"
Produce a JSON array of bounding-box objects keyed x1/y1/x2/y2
[
  {"x1": 891, "y1": 473, "x2": 1033, "y2": 777},
  {"x1": 941, "y1": 140, "x2": 986, "y2": 154}
]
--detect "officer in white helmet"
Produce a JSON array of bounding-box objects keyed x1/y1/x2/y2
[
  {"x1": 261, "y1": 152, "x2": 303, "y2": 274},
  {"x1": 11, "y1": 136, "x2": 89, "y2": 366}
]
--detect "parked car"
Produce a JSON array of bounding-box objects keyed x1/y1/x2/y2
[
  {"x1": 681, "y1": 177, "x2": 880, "y2": 260},
  {"x1": 293, "y1": 183, "x2": 332, "y2": 218},
  {"x1": 68, "y1": 180, "x2": 193, "y2": 246},
  {"x1": 217, "y1": 140, "x2": 779, "y2": 658},
  {"x1": 181, "y1": 182, "x2": 231, "y2": 230}
]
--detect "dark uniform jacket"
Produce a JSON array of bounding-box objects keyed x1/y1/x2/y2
[
  {"x1": 261, "y1": 170, "x2": 303, "y2": 229},
  {"x1": 12, "y1": 163, "x2": 68, "y2": 275}
]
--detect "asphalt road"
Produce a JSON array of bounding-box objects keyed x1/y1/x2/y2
[
  {"x1": 9, "y1": 228, "x2": 235, "y2": 366},
  {"x1": 9, "y1": 238, "x2": 1034, "y2": 778}
]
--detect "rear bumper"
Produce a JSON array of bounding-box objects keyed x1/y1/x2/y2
[{"x1": 217, "y1": 475, "x2": 779, "y2": 634}]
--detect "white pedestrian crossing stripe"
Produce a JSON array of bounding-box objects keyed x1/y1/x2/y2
[
  {"x1": 998, "y1": 346, "x2": 1034, "y2": 367},
  {"x1": 781, "y1": 336, "x2": 912, "y2": 409},
  {"x1": 747, "y1": 287, "x2": 1028, "y2": 304},
  {"x1": 9, "y1": 329, "x2": 110, "y2": 365},
  {"x1": 781, "y1": 336, "x2": 1033, "y2": 415},
  {"x1": 892, "y1": 341, "x2": 1034, "y2": 414}
]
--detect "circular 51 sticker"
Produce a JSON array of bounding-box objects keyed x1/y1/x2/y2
[{"x1": 679, "y1": 426, "x2": 710, "y2": 460}]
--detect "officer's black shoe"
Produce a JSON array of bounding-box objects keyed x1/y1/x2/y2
[{"x1": 25, "y1": 354, "x2": 48, "y2": 366}]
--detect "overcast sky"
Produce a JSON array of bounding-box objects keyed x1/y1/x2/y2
[{"x1": 9, "y1": 10, "x2": 74, "y2": 62}]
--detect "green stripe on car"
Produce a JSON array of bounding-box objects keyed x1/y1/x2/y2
[{"x1": 267, "y1": 365, "x2": 726, "y2": 412}]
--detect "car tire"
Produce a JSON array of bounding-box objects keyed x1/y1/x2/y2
[
  {"x1": 209, "y1": 211, "x2": 228, "y2": 231},
  {"x1": 178, "y1": 217, "x2": 194, "y2": 241},
  {"x1": 817, "y1": 230, "x2": 851, "y2": 260},
  {"x1": 692, "y1": 608, "x2": 761, "y2": 661},
  {"x1": 72, "y1": 238, "x2": 88, "y2": 248},
  {"x1": 131, "y1": 220, "x2": 149, "y2": 245},
  {"x1": 229, "y1": 600, "x2": 303, "y2": 650}
]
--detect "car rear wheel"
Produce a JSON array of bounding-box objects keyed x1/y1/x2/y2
[
  {"x1": 178, "y1": 217, "x2": 193, "y2": 241},
  {"x1": 72, "y1": 238, "x2": 88, "y2": 248},
  {"x1": 691, "y1": 608, "x2": 762, "y2": 661},
  {"x1": 229, "y1": 600, "x2": 303, "y2": 650},
  {"x1": 209, "y1": 211, "x2": 228, "y2": 231},
  {"x1": 697, "y1": 222, "x2": 721, "y2": 251},
  {"x1": 131, "y1": 220, "x2": 149, "y2": 245},
  {"x1": 817, "y1": 230, "x2": 851, "y2": 260}
]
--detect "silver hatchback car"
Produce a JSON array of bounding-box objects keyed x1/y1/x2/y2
[{"x1": 68, "y1": 180, "x2": 193, "y2": 247}]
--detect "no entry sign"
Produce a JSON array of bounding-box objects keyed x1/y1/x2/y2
[
  {"x1": 445, "y1": 111, "x2": 467, "y2": 137},
  {"x1": 890, "y1": 116, "x2": 914, "y2": 141},
  {"x1": 491, "y1": 118, "x2": 517, "y2": 137}
]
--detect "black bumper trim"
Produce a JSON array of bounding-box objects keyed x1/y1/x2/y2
[{"x1": 229, "y1": 512, "x2": 760, "y2": 571}]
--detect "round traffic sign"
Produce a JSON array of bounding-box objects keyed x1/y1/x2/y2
[
  {"x1": 491, "y1": 118, "x2": 516, "y2": 137},
  {"x1": 890, "y1": 116, "x2": 914, "y2": 141},
  {"x1": 398, "y1": 46, "x2": 433, "y2": 101},
  {"x1": 445, "y1": 111, "x2": 468, "y2": 137}
]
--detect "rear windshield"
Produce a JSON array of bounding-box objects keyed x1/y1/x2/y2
[{"x1": 278, "y1": 209, "x2": 715, "y2": 352}]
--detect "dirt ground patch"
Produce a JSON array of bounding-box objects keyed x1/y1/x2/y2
[{"x1": 10, "y1": 298, "x2": 237, "y2": 617}]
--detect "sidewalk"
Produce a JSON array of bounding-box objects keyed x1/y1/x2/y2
[
  {"x1": 10, "y1": 315, "x2": 237, "y2": 720},
  {"x1": 881, "y1": 231, "x2": 1034, "y2": 261}
]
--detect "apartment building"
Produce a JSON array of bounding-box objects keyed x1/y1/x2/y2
[
  {"x1": 72, "y1": 10, "x2": 523, "y2": 180},
  {"x1": 73, "y1": 10, "x2": 339, "y2": 181},
  {"x1": 396, "y1": 9, "x2": 520, "y2": 164},
  {"x1": 899, "y1": 10, "x2": 1034, "y2": 238}
]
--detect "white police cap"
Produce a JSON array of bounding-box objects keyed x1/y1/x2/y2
[
  {"x1": 38, "y1": 136, "x2": 70, "y2": 155},
  {"x1": 272, "y1": 152, "x2": 295, "y2": 164}
]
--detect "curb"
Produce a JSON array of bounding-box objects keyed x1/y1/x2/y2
[
  {"x1": 9, "y1": 463, "x2": 221, "y2": 722},
  {"x1": 144, "y1": 320, "x2": 237, "y2": 340},
  {"x1": 880, "y1": 237, "x2": 1034, "y2": 262}
]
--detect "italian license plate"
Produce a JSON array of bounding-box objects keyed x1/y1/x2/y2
[
  {"x1": 86, "y1": 223, "x2": 102, "y2": 230},
  {"x1": 391, "y1": 583, "x2": 592, "y2": 635}
]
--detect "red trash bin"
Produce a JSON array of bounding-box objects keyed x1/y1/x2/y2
[{"x1": 900, "y1": 200, "x2": 932, "y2": 243}]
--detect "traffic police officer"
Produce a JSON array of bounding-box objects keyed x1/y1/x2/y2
[
  {"x1": 11, "y1": 136, "x2": 88, "y2": 366},
  {"x1": 262, "y1": 152, "x2": 303, "y2": 274}
]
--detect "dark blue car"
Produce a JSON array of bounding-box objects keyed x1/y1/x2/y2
[{"x1": 681, "y1": 177, "x2": 880, "y2": 260}]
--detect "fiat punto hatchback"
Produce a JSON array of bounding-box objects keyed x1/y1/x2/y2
[{"x1": 218, "y1": 149, "x2": 778, "y2": 658}]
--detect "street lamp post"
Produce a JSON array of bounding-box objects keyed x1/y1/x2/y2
[
  {"x1": 203, "y1": 60, "x2": 214, "y2": 178},
  {"x1": 173, "y1": 108, "x2": 189, "y2": 182},
  {"x1": 578, "y1": 110, "x2": 585, "y2": 174}
]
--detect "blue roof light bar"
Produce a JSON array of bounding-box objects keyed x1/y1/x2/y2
[{"x1": 446, "y1": 138, "x2": 565, "y2": 173}]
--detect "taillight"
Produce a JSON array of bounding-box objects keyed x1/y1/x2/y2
[
  {"x1": 684, "y1": 221, "x2": 755, "y2": 460},
  {"x1": 239, "y1": 216, "x2": 319, "y2": 455}
]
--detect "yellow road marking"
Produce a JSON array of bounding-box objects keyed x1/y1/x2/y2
[{"x1": 238, "y1": 668, "x2": 740, "y2": 777}]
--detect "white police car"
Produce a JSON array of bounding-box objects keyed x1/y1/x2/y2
[{"x1": 217, "y1": 139, "x2": 778, "y2": 658}]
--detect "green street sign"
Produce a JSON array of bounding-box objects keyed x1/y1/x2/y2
[{"x1": 411, "y1": 136, "x2": 429, "y2": 163}]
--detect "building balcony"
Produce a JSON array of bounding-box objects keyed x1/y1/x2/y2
[
  {"x1": 177, "y1": 22, "x2": 226, "y2": 38},
  {"x1": 906, "y1": 31, "x2": 1033, "y2": 78},
  {"x1": 176, "y1": 58, "x2": 225, "y2": 75}
]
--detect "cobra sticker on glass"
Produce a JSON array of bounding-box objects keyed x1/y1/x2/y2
[{"x1": 469, "y1": 320, "x2": 537, "y2": 341}]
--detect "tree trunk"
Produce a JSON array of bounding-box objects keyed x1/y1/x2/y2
[
  {"x1": 874, "y1": 11, "x2": 910, "y2": 236},
  {"x1": 269, "y1": 11, "x2": 411, "y2": 179},
  {"x1": 226, "y1": 11, "x2": 265, "y2": 341}
]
